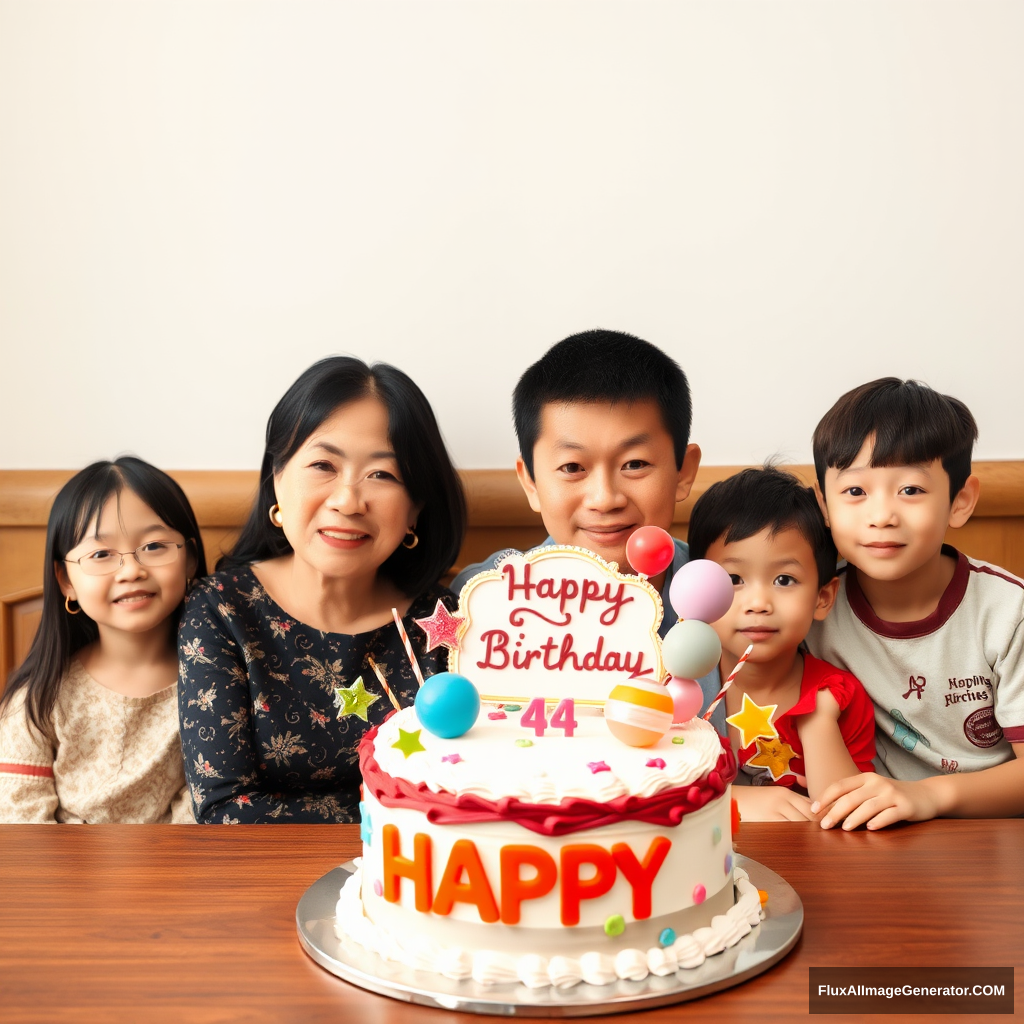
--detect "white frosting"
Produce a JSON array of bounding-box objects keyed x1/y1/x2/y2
[
  {"x1": 516, "y1": 954, "x2": 551, "y2": 989},
  {"x1": 371, "y1": 705, "x2": 725, "y2": 806},
  {"x1": 336, "y1": 865, "x2": 765, "y2": 988},
  {"x1": 360, "y1": 790, "x2": 734, "y2": 933},
  {"x1": 647, "y1": 946, "x2": 678, "y2": 976}
]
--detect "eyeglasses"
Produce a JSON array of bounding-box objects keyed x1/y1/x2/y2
[{"x1": 65, "y1": 542, "x2": 185, "y2": 576}]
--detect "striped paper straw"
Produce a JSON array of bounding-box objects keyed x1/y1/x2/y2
[
  {"x1": 702, "y1": 643, "x2": 754, "y2": 721},
  {"x1": 367, "y1": 654, "x2": 402, "y2": 712},
  {"x1": 391, "y1": 607, "x2": 426, "y2": 688}
]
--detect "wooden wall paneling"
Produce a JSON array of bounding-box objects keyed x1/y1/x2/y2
[
  {"x1": 1, "y1": 588, "x2": 44, "y2": 681},
  {"x1": 3, "y1": 463, "x2": 1023, "y2": 692}
]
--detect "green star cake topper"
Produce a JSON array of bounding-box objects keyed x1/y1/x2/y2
[{"x1": 333, "y1": 676, "x2": 381, "y2": 722}]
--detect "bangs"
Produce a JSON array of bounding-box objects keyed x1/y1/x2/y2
[
  {"x1": 63, "y1": 468, "x2": 127, "y2": 556},
  {"x1": 814, "y1": 378, "x2": 978, "y2": 499}
]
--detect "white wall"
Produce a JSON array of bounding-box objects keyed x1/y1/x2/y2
[{"x1": 1, "y1": 0, "x2": 1021, "y2": 471}]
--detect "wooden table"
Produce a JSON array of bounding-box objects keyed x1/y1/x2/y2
[{"x1": 1, "y1": 820, "x2": 1020, "y2": 1023}]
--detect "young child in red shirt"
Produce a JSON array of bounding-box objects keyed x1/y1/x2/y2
[{"x1": 688, "y1": 465, "x2": 875, "y2": 821}]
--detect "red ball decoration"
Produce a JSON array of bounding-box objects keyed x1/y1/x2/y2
[{"x1": 625, "y1": 526, "x2": 676, "y2": 577}]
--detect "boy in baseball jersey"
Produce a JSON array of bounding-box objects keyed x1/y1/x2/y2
[{"x1": 806, "y1": 378, "x2": 1024, "y2": 828}]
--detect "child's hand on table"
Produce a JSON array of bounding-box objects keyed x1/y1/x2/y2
[
  {"x1": 733, "y1": 785, "x2": 818, "y2": 822},
  {"x1": 812, "y1": 773, "x2": 942, "y2": 830}
]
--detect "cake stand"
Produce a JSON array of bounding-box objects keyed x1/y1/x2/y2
[{"x1": 296, "y1": 854, "x2": 802, "y2": 1017}]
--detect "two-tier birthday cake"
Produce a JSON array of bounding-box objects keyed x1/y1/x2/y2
[{"x1": 333, "y1": 545, "x2": 765, "y2": 989}]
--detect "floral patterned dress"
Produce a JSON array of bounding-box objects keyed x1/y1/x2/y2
[{"x1": 177, "y1": 567, "x2": 455, "y2": 823}]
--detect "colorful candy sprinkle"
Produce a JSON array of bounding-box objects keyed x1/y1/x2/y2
[
  {"x1": 373, "y1": 879, "x2": 383, "y2": 897},
  {"x1": 724, "y1": 853, "x2": 733, "y2": 874},
  {"x1": 711, "y1": 825, "x2": 722, "y2": 844},
  {"x1": 587, "y1": 760, "x2": 611, "y2": 774},
  {"x1": 758, "y1": 889, "x2": 769, "y2": 906},
  {"x1": 604, "y1": 914, "x2": 625, "y2": 937},
  {"x1": 505, "y1": 704, "x2": 522, "y2": 712},
  {"x1": 515, "y1": 738, "x2": 533, "y2": 747},
  {"x1": 658, "y1": 928, "x2": 676, "y2": 947},
  {"x1": 391, "y1": 727, "x2": 426, "y2": 758},
  {"x1": 487, "y1": 711, "x2": 507, "y2": 720},
  {"x1": 646, "y1": 757, "x2": 666, "y2": 769},
  {"x1": 671, "y1": 736, "x2": 686, "y2": 745},
  {"x1": 441, "y1": 752, "x2": 463, "y2": 764},
  {"x1": 692, "y1": 884, "x2": 706, "y2": 904}
]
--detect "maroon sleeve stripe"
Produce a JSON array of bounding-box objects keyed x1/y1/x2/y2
[
  {"x1": 968, "y1": 563, "x2": 1024, "y2": 590},
  {"x1": 1002, "y1": 726, "x2": 1024, "y2": 744},
  {"x1": 0, "y1": 762, "x2": 55, "y2": 778}
]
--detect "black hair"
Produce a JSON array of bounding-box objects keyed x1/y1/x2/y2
[
  {"x1": 687, "y1": 465, "x2": 838, "y2": 588},
  {"x1": 0, "y1": 457, "x2": 207, "y2": 739},
  {"x1": 812, "y1": 377, "x2": 978, "y2": 501},
  {"x1": 222, "y1": 356, "x2": 466, "y2": 596},
  {"x1": 512, "y1": 329, "x2": 692, "y2": 477}
]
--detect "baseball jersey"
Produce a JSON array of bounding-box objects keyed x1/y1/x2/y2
[{"x1": 806, "y1": 546, "x2": 1024, "y2": 780}]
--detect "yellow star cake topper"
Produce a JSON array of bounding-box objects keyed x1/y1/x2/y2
[
  {"x1": 725, "y1": 692, "x2": 778, "y2": 748},
  {"x1": 333, "y1": 676, "x2": 381, "y2": 722},
  {"x1": 746, "y1": 735, "x2": 798, "y2": 781}
]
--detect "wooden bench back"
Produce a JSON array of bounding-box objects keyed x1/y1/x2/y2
[{"x1": 3, "y1": 463, "x2": 1023, "y2": 690}]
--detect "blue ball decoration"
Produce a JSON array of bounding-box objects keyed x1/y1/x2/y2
[{"x1": 414, "y1": 672, "x2": 480, "y2": 738}]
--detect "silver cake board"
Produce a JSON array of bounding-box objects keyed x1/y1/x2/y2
[{"x1": 296, "y1": 854, "x2": 802, "y2": 1017}]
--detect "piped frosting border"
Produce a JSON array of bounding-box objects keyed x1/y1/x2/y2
[{"x1": 336, "y1": 861, "x2": 763, "y2": 988}]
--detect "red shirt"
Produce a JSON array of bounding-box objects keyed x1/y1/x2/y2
[{"x1": 736, "y1": 653, "x2": 876, "y2": 787}]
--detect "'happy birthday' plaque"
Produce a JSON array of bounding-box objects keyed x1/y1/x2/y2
[{"x1": 450, "y1": 546, "x2": 665, "y2": 704}]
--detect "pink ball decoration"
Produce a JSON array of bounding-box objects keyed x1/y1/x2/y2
[
  {"x1": 669, "y1": 559, "x2": 735, "y2": 623},
  {"x1": 626, "y1": 526, "x2": 676, "y2": 577},
  {"x1": 666, "y1": 676, "x2": 703, "y2": 723}
]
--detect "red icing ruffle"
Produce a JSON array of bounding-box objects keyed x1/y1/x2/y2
[{"x1": 359, "y1": 725, "x2": 737, "y2": 837}]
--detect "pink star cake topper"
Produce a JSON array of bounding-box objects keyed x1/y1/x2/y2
[{"x1": 413, "y1": 599, "x2": 465, "y2": 653}]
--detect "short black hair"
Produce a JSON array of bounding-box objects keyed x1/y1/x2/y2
[
  {"x1": 222, "y1": 356, "x2": 466, "y2": 596},
  {"x1": 512, "y1": 329, "x2": 692, "y2": 477},
  {"x1": 687, "y1": 465, "x2": 837, "y2": 588},
  {"x1": 813, "y1": 378, "x2": 978, "y2": 501}
]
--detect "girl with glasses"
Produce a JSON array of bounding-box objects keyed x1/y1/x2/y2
[{"x1": 0, "y1": 458, "x2": 206, "y2": 822}]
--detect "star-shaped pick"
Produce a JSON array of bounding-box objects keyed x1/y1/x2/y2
[
  {"x1": 413, "y1": 599, "x2": 465, "y2": 652},
  {"x1": 333, "y1": 676, "x2": 381, "y2": 722},
  {"x1": 746, "y1": 735, "x2": 798, "y2": 781},
  {"x1": 392, "y1": 727, "x2": 427, "y2": 759},
  {"x1": 725, "y1": 693, "x2": 778, "y2": 748}
]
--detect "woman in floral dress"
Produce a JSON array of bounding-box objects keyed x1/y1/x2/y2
[{"x1": 178, "y1": 357, "x2": 465, "y2": 822}]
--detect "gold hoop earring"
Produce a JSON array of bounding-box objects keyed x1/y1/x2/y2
[
  {"x1": 65, "y1": 595, "x2": 81, "y2": 615},
  {"x1": 402, "y1": 527, "x2": 419, "y2": 550},
  {"x1": 269, "y1": 503, "x2": 284, "y2": 528}
]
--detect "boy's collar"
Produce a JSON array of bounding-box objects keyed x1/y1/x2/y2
[{"x1": 846, "y1": 545, "x2": 969, "y2": 639}]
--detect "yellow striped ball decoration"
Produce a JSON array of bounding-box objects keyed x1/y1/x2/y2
[{"x1": 604, "y1": 679, "x2": 674, "y2": 747}]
